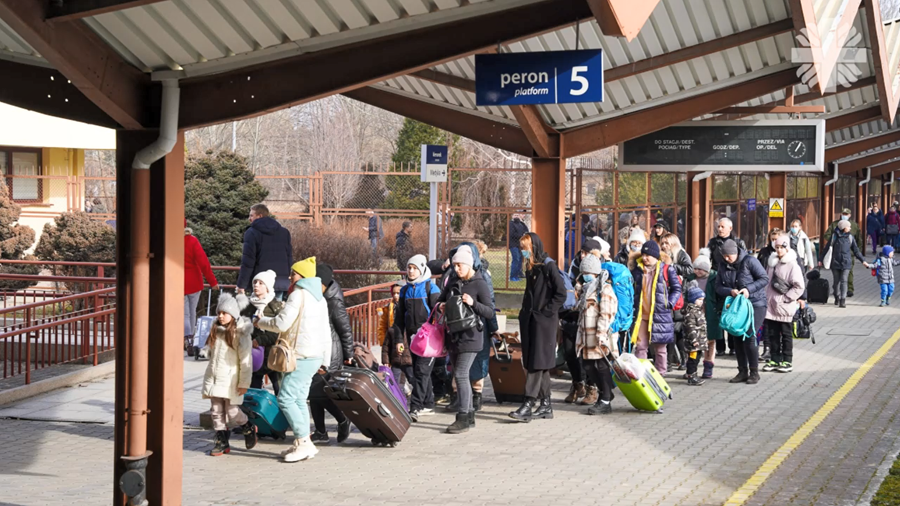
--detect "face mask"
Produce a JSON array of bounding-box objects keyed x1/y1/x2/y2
[
  {"x1": 582, "y1": 274, "x2": 595, "y2": 282},
  {"x1": 522, "y1": 251, "x2": 531, "y2": 259},
  {"x1": 791, "y1": 227, "x2": 800, "y2": 234},
  {"x1": 630, "y1": 244, "x2": 641, "y2": 252},
  {"x1": 842, "y1": 215, "x2": 850, "y2": 221}
]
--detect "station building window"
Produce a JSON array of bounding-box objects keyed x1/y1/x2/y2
[
  {"x1": 868, "y1": 179, "x2": 882, "y2": 209},
  {"x1": 0, "y1": 148, "x2": 42, "y2": 203},
  {"x1": 709, "y1": 174, "x2": 770, "y2": 251},
  {"x1": 787, "y1": 174, "x2": 821, "y2": 240},
  {"x1": 833, "y1": 176, "x2": 856, "y2": 221}
]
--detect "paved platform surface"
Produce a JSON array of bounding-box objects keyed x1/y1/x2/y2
[{"x1": 2, "y1": 263, "x2": 900, "y2": 506}]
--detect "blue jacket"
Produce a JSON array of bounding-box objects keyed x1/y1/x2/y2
[
  {"x1": 237, "y1": 217, "x2": 293, "y2": 292},
  {"x1": 716, "y1": 249, "x2": 768, "y2": 308},
  {"x1": 867, "y1": 211, "x2": 885, "y2": 234},
  {"x1": 629, "y1": 252, "x2": 682, "y2": 345},
  {"x1": 394, "y1": 279, "x2": 441, "y2": 340}
]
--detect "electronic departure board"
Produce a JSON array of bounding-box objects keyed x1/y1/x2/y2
[{"x1": 619, "y1": 120, "x2": 825, "y2": 172}]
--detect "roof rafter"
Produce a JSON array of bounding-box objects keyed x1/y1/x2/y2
[
  {"x1": 838, "y1": 146, "x2": 900, "y2": 174},
  {"x1": 587, "y1": 0, "x2": 659, "y2": 41},
  {"x1": 46, "y1": 0, "x2": 166, "y2": 22},
  {"x1": 825, "y1": 105, "x2": 882, "y2": 132},
  {"x1": 509, "y1": 105, "x2": 559, "y2": 158},
  {"x1": 826, "y1": 129, "x2": 900, "y2": 162}
]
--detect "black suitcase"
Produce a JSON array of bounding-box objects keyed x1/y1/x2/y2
[
  {"x1": 807, "y1": 278, "x2": 830, "y2": 304},
  {"x1": 324, "y1": 367, "x2": 411, "y2": 447}
]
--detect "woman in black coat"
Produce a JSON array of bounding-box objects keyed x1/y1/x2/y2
[
  {"x1": 308, "y1": 264, "x2": 352, "y2": 445},
  {"x1": 510, "y1": 232, "x2": 567, "y2": 423},
  {"x1": 438, "y1": 247, "x2": 494, "y2": 434}
]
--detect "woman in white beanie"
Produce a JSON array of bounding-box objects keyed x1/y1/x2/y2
[
  {"x1": 239, "y1": 270, "x2": 284, "y2": 394},
  {"x1": 614, "y1": 228, "x2": 648, "y2": 265},
  {"x1": 575, "y1": 254, "x2": 618, "y2": 415}
]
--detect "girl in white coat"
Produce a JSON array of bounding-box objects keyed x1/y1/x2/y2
[{"x1": 203, "y1": 292, "x2": 257, "y2": 456}]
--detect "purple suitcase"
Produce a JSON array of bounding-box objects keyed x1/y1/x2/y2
[{"x1": 379, "y1": 365, "x2": 408, "y2": 412}]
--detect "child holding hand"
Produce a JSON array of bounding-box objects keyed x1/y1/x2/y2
[{"x1": 874, "y1": 246, "x2": 900, "y2": 306}]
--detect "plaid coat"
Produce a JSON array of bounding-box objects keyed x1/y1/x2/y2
[{"x1": 576, "y1": 279, "x2": 619, "y2": 360}]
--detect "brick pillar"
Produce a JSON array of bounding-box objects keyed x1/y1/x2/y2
[{"x1": 532, "y1": 155, "x2": 566, "y2": 264}]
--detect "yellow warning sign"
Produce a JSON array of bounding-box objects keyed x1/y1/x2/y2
[{"x1": 769, "y1": 198, "x2": 784, "y2": 218}]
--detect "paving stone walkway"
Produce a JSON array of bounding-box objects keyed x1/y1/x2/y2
[{"x1": 2, "y1": 263, "x2": 900, "y2": 506}]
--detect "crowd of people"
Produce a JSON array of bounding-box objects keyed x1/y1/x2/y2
[{"x1": 184, "y1": 202, "x2": 891, "y2": 463}]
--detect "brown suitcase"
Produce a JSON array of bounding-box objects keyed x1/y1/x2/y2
[
  {"x1": 324, "y1": 367, "x2": 411, "y2": 447},
  {"x1": 489, "y1": 332, "x2": 527, "y2": 404}
]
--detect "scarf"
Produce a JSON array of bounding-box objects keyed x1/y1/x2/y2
[
  {"x1": 575, "y1": 270, "x2": 607, "y2": 312},
  {"x1": 249, "y1": 290, "x2": 275, "y2": 316}
]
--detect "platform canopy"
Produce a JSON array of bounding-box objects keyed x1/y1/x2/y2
[{"x1": 1, "y1": 0, "x2": 900, "y2": 171}]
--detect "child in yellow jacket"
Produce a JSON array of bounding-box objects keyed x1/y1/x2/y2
[{"x1": 376, "y1": 283, "x2": 402, "y2": 346}]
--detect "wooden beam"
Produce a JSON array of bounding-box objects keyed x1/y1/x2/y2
[
  {"x1": 47, "y1": 0, "x2": 166, "y2": 21},
  {"x1": 588, "y1": 0, "x2": 659, "y2": 42},
  {"x1": 509, "y1": 105, "x2": 559, "y2": 158},
  {"x1": 179, "y1": 0, "x2": 593, "y2": 128},
  {"x1": 838, "y1": 147, "x2": 900, "y2": 174},
  {"x1": 411, "y1": 69, "x2": 476, "y2": 93},
  {"x1": 825, "y1": 105, "x2": 883, "y2": 132},
  {"x1": 713, "y1": 105, "x2": 826, "y2": 114},
  {"x1": 792, "y1": 76, "x2": 877, "y2": 103},
  {"x1": 826, "y1": 130, "x2": 900, "y2": 162},
  {"x1": 0, "y1": 0, "x2": 149, "y2": 129},
  {"x1": 871, "y1": 159, "x2": 900, "y2": 178},
  {"x1": 789, "y1": 0, "x2": 826, "y2": 95},
  {"x1": 344, "y1": 87, "x2": 534, "y2": 157},
  {"x1": 864, "y1": 0, "x2": 900, "y2": 123},
  {"x1": 785, "y1": 85, "x2": 795, "y2": 106},
  {"x1": 562, "y1": 69, "x2": 799, "y2": 157}
]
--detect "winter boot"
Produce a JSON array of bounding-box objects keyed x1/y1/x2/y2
[
  {"x1": 445, "y1": 392, "x2": 459, "y2": 412},
  {"x1": 468, "y1": 411, "x2": 476, "y2": 428},
  {"x1": 207, "y1": 430, "x2": 231, "y2": 456},
  {"x1": 283, "y1": 437, "x2": 318, "y2": 463},
  {"x1": 687, "y1": 374, "x2": 705, "y2": 386},
  {"x1": 337, "y1": 418, "x2": 351, "y2": 443},
  {"x1": 729, "y1": 370, "x2": 749, "y2": 384},
  {"x1": 564, "y1": 381, "x2": 585, "y2": 404},
  {"x1": 759, "y1": 342, "x2": 770, "y2": 362},
  {"x1": 473, "y1": 392, "x2": 483, "y2": 412},
  {"x1": 839, "y1": 298, "x2": 847, "y2": 308},
  {"x1": 534, "y1": 397, "x2": 554, "y2": 420},
  {"x1": 508, "y1": 398, "x2": 536, "y2": 422},
  {"x1": 747, "y1": 368, "x2": 760, "y2": 385},
  {"x1": 701, "y1": 361, "x2": 714, "y2": 379},
  {"x1": 240, "y1": 421, "x2": 258, "y2": 450},
  {"x1": 587, "y1": 399, "x2": 612, "y2": 415},
  {"x1": 446, "y1": 412, "x2": 470, "y2": 434},
  {"x1": 579, "y1": 385, "x2": 599, "y2": 406}
]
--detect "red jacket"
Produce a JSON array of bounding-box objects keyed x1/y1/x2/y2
[
  {"x1": 887, "y1": 211, "x2": 900, "y2": 228},
  {"x1": 185, "y1": 232, "x2": 217, "y2": 295}
]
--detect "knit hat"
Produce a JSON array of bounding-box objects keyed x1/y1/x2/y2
[
  {"x1": 839, "y1": 219, "x2": 852, "y2": 231},
  {"x1": 628, "y1": 228, "x2": 647, "y2": 244},
  {"x1": 216, "y1": 292, "x2": 243, "y2": 320},
  {"x1": 641, "y1": 240, "x2": 660, "y2": 259},
  {"x1": 594, "y1": 236, "x2": 611, "y2": 257},
  {"x1": 686, "y1": 286, "x2": 705, "y2": 305},
  {"x1": 773, "y1": 234, "x2": 790, "y2": 248},
  {"x1": 316, "y1": 264, "x2": 334, "y2": 287},
  {"x1": 291, "y1": 256, "x2": 316, "y2": 279},
  {"x1": 452, "y1": 247, "x2": 474, "y2": 267},
  {"x1": 884, "y1": 245, "x2": 895, "y2": 257},
  {"x1": 722, "y1": 239, "x2": 739, "y2": 256},
  {"x1": 579, "y1": 254, "x2": 602, "y2": 276},
  {"x1": 252, "y1": 270, "x2": 277, "y2": 292},
  {"x1": 407, "y1": 254, "x2": 428, "y2": 273},
  {"x1": 582, "y1": 239, "x2": 601, "y2": 253},
  {"x1": 693, "y1": 247, "x2": 712, "y2": 272}
]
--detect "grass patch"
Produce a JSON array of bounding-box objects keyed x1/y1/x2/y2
[{"x1": 872, "y1": 453, "x2": 900, "y2": 506}]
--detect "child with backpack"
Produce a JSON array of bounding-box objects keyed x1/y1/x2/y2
[
  {"x1": 691, "y1": 249, "x2": 721, "y2": 379},
  {"x1": 682, "y1": 286, "x2": 707, "y2": 386},
  {"x1": 873, "y1": 245, "x2": 900, "y2": 306},
  {"x1": 629, "y1": 240, "x2": 682, "y2": 375},
  {"x1": 575, "y1": 254, "x2": 619, "y2": 414},
  {"x1": 202, "y1": 293, "x2": 258, "y2": 456}
]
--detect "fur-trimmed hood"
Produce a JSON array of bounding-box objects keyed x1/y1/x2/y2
[
  {"x1": 627, "y1": 250, "x2": 672, "y2": 271},
  {"x1": 767, "y1": 248, "x2": 798, "y2": 268}
]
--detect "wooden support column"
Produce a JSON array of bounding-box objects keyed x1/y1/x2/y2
[
  {"x1": 687, "y1": 172, "x2": 708, "y2": 259},
  {"x1": 769, "y1": 173, "x2": 787, "y2": 231},
  {"x1": 532, "y1": 154, "x2": 566, "y2": 264},
  {"x1": 856, "y1": 178, "x2": 866, "y2": 235},
  {"x1": 147, "y1": 131, "x2": 185, "y2": 506},
  {"x1": 821, "y1": 179, "x2": 834, "y2": 241}
]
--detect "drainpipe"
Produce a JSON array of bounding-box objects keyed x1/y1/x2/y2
[
  {"x1": 120, "y1": 79, "x2": 179, "y2": 506},
  {"x1": 887, "y1": 171, "x2": 895, "y2": 187},
  {"x1": 824, "y1": 162, "x2": 840, "y2": 186},
  {"x1": 692, "y1": 171, "x2": 713, "y2": 182},
  {"x1": 859, "y1": 166, "x2": 871, "y2": 186}
]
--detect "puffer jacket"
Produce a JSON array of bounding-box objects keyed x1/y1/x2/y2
[
  {"x1": 868, "y1": 211, "x2": 885, "y2": 234},
  {"x1": 820, "y1": 228, "x2": 865, "y2": 270},
  {"x1": 790, "y1": 230, "x2": 816, "y2": 269},
  {"x1": 716, "y1": 249, "x2": 768, "y2": 308},
  {"x1": 257, "y1": 278, "x2": 332, "y2": 368},
  {"x1": 323, "y1": 279, "x2": 354, "y2": 372},
  {"x1": 239, "y1": 294, "x2": 283, "y2": 375},
  {"x1": 765, "y1": 249, "x2": 806, "y2": 323},
  {"x1": 875, "y1": 253, "x2": 900, "y2": 284},
  {"x1": 439, "y1": 271, "x2": 495, "y2": 353},
  {"x1": 614, "y1": 244, "x2": 632, "y2": 266},
  {"x1": 202, "y1": 317, "x2": 253, "y2": 405},
  {"x1": 669, "y1": 247, "x2": 694, "y2": 278},
  {"x1": 376, "y1": 302, "x2": 395, "y2": 346},
  {"x1": 629, "y1": 251, "x2": 681, "y2": 345}
]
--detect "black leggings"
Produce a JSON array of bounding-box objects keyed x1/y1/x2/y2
[
  {"x1": 583, "y1": 358, "x2": 614, "y2": 403},
  {"x1": 310, "y1": 397, "x2": 347, "y2": 434},
  {"x1": 729, "y1": 305, "x2": 766, "y2": 373},
  {"x1": 250, "y1": 370, "x2": 280, "y2": 395},
  {"x1": 562, "y1": 322, "x2": 592, "y2": 385}
]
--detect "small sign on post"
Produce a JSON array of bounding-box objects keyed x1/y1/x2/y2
[
  {"x1": 769, "y1": 198, "x2": 784, "y2": 218},
  {"x1": 420, "y1": 145, "x2": 448, "y2": 183}
]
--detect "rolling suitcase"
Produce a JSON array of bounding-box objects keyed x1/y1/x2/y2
[
  {"x1": 806, "y1": 270, "x2": 830, "y2": 304},
  {"x1": 489, "y1": 332, "x2": 526, "y2": 404},
  {"x1": 241, "y1": 388, "x2": 289, "y2": 440},
  {"x1": 192, "y1": 290, "x2": 215, "y2": 360},
  {"x1": 612, "y1": 358, "x2": 672, "y2": 413},
  {"x1": 325, "y1": 367, "x2": 411, "y2": 447}
]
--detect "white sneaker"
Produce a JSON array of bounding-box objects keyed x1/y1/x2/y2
[
  {"x1": 280, "y1": 438, "x2": 301, "y2": 458},
  {"x1": 283, "y1": 437, "x2": 318, "y2": 463},
  {"x1": 418, "y1": 407, "x2": 435, "y2": 416}
]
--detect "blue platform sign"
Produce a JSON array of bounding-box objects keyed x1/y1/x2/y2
[
  {"x1": 747, "y1": 198, "x2": 756, "y2": 211},
  {"x1": 420, "y1": 145, "x2": 448, "y2": 183},
  {"x1": 475, "y1": 49, "x2": 604, "y2": 106}
]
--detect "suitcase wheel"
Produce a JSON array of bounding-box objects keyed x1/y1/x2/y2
[{"x1": 371, "y1": 439, "x2": 397, "y2": 448}]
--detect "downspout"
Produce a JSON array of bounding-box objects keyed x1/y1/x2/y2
[
  {"x1": 824, "y1": 162, "x2": 840, "y2": 186},
  {"x1": 887, "y1": 171, "x2": 895, "y2": 188},
  {"x1": 120, "y1": 79, "x2": 179, "y2": 506},
  {"x1": 859, "y1": 166, "x2": 871, "y2": 186},
  {"x1": 692, "y1": 171, "x2": 713, "y2": 182}
]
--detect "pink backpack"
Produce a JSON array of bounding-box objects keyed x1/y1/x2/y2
[{"x1": 410, "y1": 309, "x2": 447, "y2": 358}]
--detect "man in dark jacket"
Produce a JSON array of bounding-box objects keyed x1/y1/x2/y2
[
  {"x1": 707, "y1": 217, "x2": 747, "y2": 271},
  {"x1": 867, "y1": 205, "x2": 886, "y2": 255},
  {"x1": 819, "y1": 220, "x2": 870, "y2": 307},
  {"x1": 509, "y1": 214, "x2": 529, "y2": 281},
  {"x1": 367, "y1": 209, "x2": 384, "y2": 256},
  {"x1": 395, "y1": 221, "x2": 414, "y2": 271},
  {"x1": 237, "y1": 204, "x2": 293, "y2": 300}
]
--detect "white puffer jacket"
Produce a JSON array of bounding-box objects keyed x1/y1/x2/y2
[
  {"x1": 202, "y1": 317, "x2": 253, "y2": 405},
  {"x1": 257, "y1": 278, "x2": 332, "y2": 369}
]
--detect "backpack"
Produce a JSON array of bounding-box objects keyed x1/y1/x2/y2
[
  {"x1": 444, "y1": 285, "x2": 482, "y2": 335},
  {"x1": 601, "y1": 261, "x2": 635, "y2": 333},
  {"x1": 661, "y1": 265, "x2": 685, "y2": 311},
  {"x1": 792, "y1": 306, "x2": 817, "y2": 344},
  {"x1": 559, "y1": 268, "x2": 577, "y2": 311},
  {"x1": 720, "y1": 295, "x2": 755, "y2": 340}
]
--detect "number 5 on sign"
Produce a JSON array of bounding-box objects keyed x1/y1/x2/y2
[{"x1": 570, "y1": 66, "x2": 589, "y2": 95}]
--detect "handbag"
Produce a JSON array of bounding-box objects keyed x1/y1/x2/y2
[
  {"x1": 445, "y1": 286, "x2": 482, "y2": 335},
  {"x1": 410, "y1": 308, "x2": 448, "y2": 358},
  {"x1": 267, "y1": 290, "x2": 305, "y2": 373},
  {"x1": 888, "y1": 224, "x2": 899, "y2": 235}
]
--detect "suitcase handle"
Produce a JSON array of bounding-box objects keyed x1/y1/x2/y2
[{"x1": 491, "y1": 333, "x2": 512, "y2": 364}]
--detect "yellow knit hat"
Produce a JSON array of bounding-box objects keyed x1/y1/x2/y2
[{"x1": 291, "y1": 256, "x2": 316, "y2": 279}]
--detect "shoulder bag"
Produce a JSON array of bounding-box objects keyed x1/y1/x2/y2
[{"x1": 267, "y1": 290, "x2": 306, "y2": 373}]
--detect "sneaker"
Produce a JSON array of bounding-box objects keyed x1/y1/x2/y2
[
  {"x1": 409, "y1": 410, "x2": 420, "y2": 423},
  {"x1": 435, "y1": 394, "x2": 451, "y2": 405},
  {"x1": 283, "y1": 438, "x2": 318, "y2": 463},
  {"x1": 776, "y1": 362, "x2": 793, "y2": 373},
  {"x1": 310, "y1": 430, "x2": 330, "y2": 444},
  {"x1": 587, "y1": 401, "x2": 612, "y2": 415},
  {"x1": 687, "y1": 375, "x2": 705, "y2": 386},
  {"x1": 280, "y1": 438, "x2": 301, "y2": 458},
  {"x1": 418, "y1": 407, "x2": 435, "y2": 416},
  {"x1": 762, "y1": 361, "x2": 779, "y2": 373},
  {"x1": 888, "y1": 297, "x2": 892, "y2": 306}
]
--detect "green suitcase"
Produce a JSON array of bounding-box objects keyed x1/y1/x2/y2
[{"x1": 614, "y1": 359, "x2": 672, "y2": 412}]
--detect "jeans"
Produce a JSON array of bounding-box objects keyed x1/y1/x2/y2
[
  {"x1": 184, "y1": 291, "x2": 201, "y2": 336},
  {"x1": 634, "y1": 319, "x2": 668, "y2": 374},
  {"x1": 370, "y1": 238, "x2": 378, "y2": 256},
  {"x1": 250, "y1": 369, "x2": 281, "y2": 395},
  {"x1": 765, "y1": 319, "x2": 793, "y2": 364},
  {"x1": 832, "y1": 268, "x2": 850, "y2": 300},
  {"x1": 453, "y1": 351, "x2": 478, "y2": 414},
  {"x1": 583, "y1": 358, "x2": 614, "y2": 402},
  {"x1": 892, "y1": 234, "x2": 900, "y2": 249},
  {"x1": 392, "y1": 365, "x2": 415, "y2": 388},
  {"x1": 209, "y1": 397, "x2": 248, "y2": 431},
  {"x1": 277, "y1": 358, "x2": 321, "y2": 439},
  {"x1": 524, "y1": 369, "x2": 551, "y2": 399},
  {"x1": 411, "y1": 353, "x2": 435, "y2": 411},
  {"x1": 882, "y1": 283, "x2": 895, "y2": 301},
  {"x1": 510, "y1": 247, "x2": 523, "y2": 279}
]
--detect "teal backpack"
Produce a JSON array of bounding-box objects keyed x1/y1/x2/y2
[
  {"x1": 720, "y1": 295, "x2": 755, "y2": 340},
  {"x1": 600, "y1": 261, "x2": 635, "y2": 334}
]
